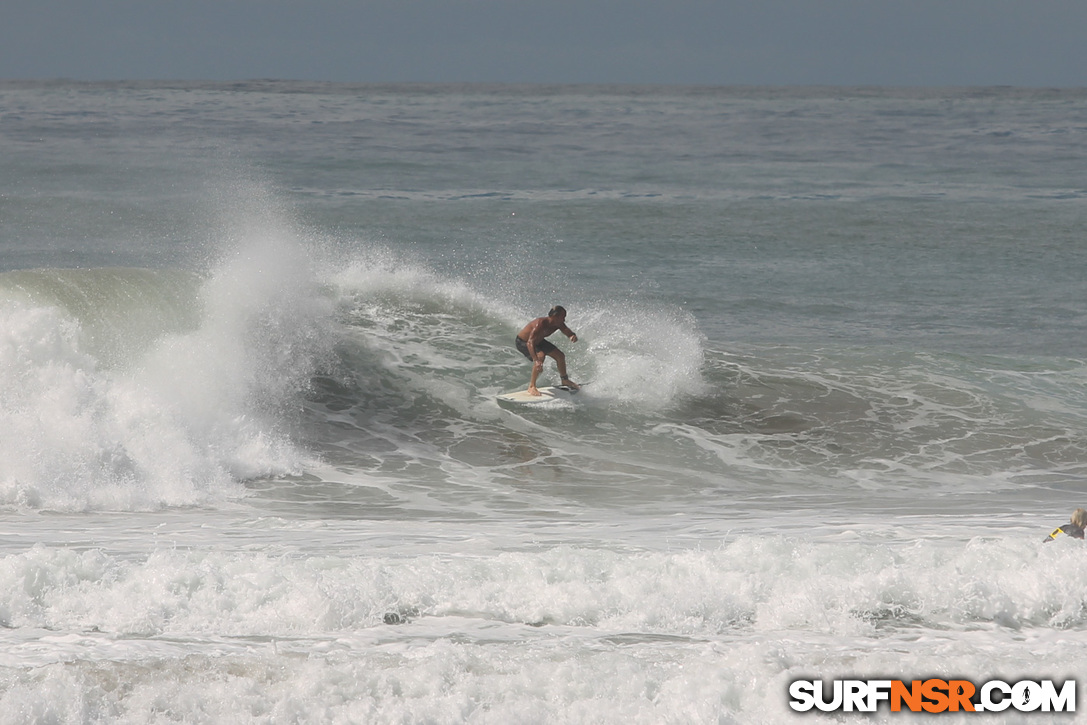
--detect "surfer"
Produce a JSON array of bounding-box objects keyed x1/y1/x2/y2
[
  {"x1": 515, "y1": 305, "x2": 580, "y2": 396},
  {"x1": 1043, "y1": 508, "x2": 1087, "y2": 542}
]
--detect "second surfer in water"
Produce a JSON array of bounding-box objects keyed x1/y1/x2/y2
[
  {"x1": 515, "y1": 306, "x2": 580, "y2": 396},
  {"x1": 1043, "y1": 507, "x2": 1087, "y2": 542}
]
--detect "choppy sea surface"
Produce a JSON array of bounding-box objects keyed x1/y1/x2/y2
[{"x1": 1, "y1": 81, "x2": 1086, "y2": 723}]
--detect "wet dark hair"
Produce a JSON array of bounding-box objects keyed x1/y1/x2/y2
[{"x1": 548, "y1": 305, "x2": 566, "y2": 317}]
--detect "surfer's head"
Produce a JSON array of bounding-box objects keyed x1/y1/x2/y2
[
  {"x1": 1072, "y1": 508, "x2": 1087, "y2": 528},
  {"x1": 547, "y1": 305, "x2": 566, "y2": 319}
]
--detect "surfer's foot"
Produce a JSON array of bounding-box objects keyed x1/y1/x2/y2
[
  {"x1": 561, "y1": 377, "x2": 580, "y2": 390},
  {"x1": 527, "y1": 386, "x2": 542, "y2": 396}
]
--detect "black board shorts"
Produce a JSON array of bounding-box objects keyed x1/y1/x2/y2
[{"x1": 515, "y1": 336, "x2": 556, "y2": 361}]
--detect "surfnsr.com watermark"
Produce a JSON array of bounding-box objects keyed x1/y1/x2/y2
[{"x1": 789, "y1": 679, "x2": 1076, "y2": 713}]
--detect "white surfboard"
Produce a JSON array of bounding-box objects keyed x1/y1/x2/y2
[{"x1": 496, "y1": 385, "x2": 580, "y2": 405}]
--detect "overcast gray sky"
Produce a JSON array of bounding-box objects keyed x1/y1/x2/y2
[{"x1": 3, "y1": 0, "x2": 1086, "y2": 86}]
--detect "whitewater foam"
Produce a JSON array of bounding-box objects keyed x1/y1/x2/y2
[
  {"x1": 1, "y1": 529, "x2": 1085, "y2": 723},
  {"x1": 0, "y1": 232, "x2": 337, "y2": 511}
]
